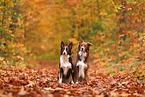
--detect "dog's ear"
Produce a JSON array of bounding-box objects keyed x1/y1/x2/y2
[
  {"x1": 87, "y1": 42, "x2": 92, "y2": 51},
  {"x1": 79, "y1": 37, "x2": 83, "y2": 44},
  {"x1": 68, "y1": 42, "x2": 73, "y2": 50},
  {"x1": 87, "y1": 42, "x2": 93, "y2": 47},
  {"x1": 61, "y1": 41, "x2": 65, "y2": 48}
]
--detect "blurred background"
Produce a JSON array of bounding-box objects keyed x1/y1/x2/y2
[{"x1": 0, "y1": 0, "x2": 145, "y2": 74}]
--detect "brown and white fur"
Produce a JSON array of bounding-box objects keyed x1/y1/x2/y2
[
  {"x1": 73, "y1": 38, "x2": 92, "y2": 83},
  {"x1": 58, "y1": 41, "x2": 74, "y2": 84}
]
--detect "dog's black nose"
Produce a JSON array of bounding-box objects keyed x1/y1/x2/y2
[
  {"x1": 81, "y1": 48, "x2": 84, "y2": 51},
  {"x1": 63, "y1": 52, "x2": 66, "y2": 55}
]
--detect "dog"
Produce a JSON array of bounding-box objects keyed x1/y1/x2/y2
[
  {"x1": 57, "y1": 41, "x2": 74, "y2": 84},
  {"x1": 73, "y1": 38, "x2": 92, "y2": 83}
]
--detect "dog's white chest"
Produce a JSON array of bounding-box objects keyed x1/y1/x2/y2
[
  {"x1": 77, "y1": 61, "x2": 87, "y2": 78},
  {"x1": 77, "y1": 51, "x2": 88, "y2": 78},
  {"x1": 60, "y1": 55, "x2": 71, "y2": 76},
  {"x1": 78, "y1": 51, "x2": 87, "y2": 62}
]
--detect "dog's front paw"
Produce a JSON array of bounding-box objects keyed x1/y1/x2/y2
[
  {"x1": 71, "y1": 81, "x2": 74, "y2": 84},
  {"x1": 59, "y1": 79, "x2": 62, "y2": 83},
  {"x1": 59, "y1": 81, "x2": 62, "y2": 83}
]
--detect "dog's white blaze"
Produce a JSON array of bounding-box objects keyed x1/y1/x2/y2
[
  {"x1": 60, "y1": 55, "x2": 71, "y2": 76},
  {"x1": 77, "y1": 61, "x2": 87, "y2": 78},
  {"x1": 62, "y1": 46, "x2": 67, "y2": 55}
]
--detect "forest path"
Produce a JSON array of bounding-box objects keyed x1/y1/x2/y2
[
  {"x1": 37, "y1": 60, "x2": 145, "y2": 97},
  {"x1": 38, "y1": 61, "x2": 59, "y2": 70},
  {"x1": 0, "y1": 61, "x2": 144, "y2": 97}
]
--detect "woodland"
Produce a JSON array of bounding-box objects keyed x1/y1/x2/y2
[{"x1": 0, "y1": 0, "x2": 145, "y2": 97}]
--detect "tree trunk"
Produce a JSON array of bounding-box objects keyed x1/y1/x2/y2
[{"x1": 118, "y1": 0, "x2": 126, "y2": 41}]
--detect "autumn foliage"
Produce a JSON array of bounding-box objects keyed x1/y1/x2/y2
[{"x1": 0, "y1": 0, "x2": 145, "y2": 96}]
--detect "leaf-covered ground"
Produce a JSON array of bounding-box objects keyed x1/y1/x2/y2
[{"x1": 0, "y1": 61, "x2": 144, "y2": 97}]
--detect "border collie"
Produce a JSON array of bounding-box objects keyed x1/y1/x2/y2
[
  {"x1": 58, "y1": 41, "x2": 74, "y2": 83},
  {"x1": 73, "y1": 38, "x2": 92, "y2": 83}
]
